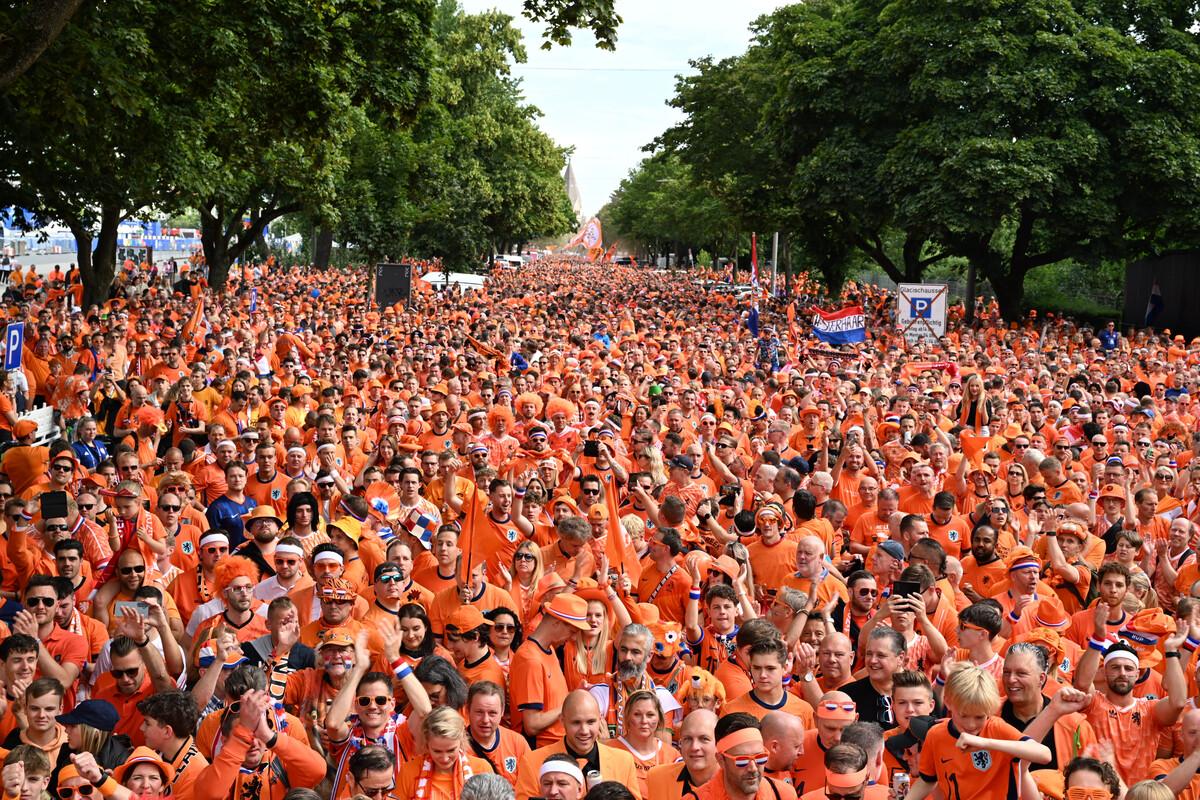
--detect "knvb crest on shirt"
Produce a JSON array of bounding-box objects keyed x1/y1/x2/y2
[
  {"x1": 504, "y1": 756, "x2": 518, "y2": 774},
  {"x1": 971, "y1": 750, "x2": 992, "y2": 771}
]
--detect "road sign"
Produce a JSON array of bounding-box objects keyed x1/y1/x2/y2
[
  {"x1": 897, "y1": 284, "x2": 948, "y2": 345},
  {"x1": 4, "y1": 322, "x2": 23, "y2": 370}
]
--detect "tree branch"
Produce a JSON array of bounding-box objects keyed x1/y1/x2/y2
[{"x1": 0, "y1": 0, "x2": 85, "y2": 91}]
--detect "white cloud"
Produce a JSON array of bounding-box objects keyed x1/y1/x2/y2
[{"x1": 457, "y1": 0, "x2": 786, "y2": 217}]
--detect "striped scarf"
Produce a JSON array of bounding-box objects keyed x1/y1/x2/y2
[{"x1": 413, "y1": 749, "x2": 473, "y2": 800}]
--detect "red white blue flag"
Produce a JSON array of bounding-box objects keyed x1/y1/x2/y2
[{"x1": 810, "y1": 305, "x2": 866, "y2": 345}]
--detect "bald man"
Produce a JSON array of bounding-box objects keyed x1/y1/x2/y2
[
  {"x1": 796, "y1": 632, "x2": 854, "y2": 707},
  {"x1": 792, "y1": 691, "x2": 858, "y2": 797},
  {"x1": 647, "y1": 710, "x2": 720, "y2": 800},
  {"x1": 513, "y1": 690, "x2": 642, "y2": 800},
  {"x1": 762, "y1": 711, "x2": 804, "y2": 791},
  {"x1": 783, "y1": 536, "x2": 848, "y2": 609}
]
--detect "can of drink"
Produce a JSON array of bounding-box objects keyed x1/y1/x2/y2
[{"x1": 586, "y1": 770, "x2": 602, "y2": 790}]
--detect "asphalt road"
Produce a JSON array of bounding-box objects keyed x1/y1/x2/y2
[{"x1": 3, "y1": 249, "x2": 198, "y2": 278}]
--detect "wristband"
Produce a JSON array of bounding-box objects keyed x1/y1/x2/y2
[
  {"x1": 1087, "y1": 637, "x2": 1107, "y2": 652},
  {"x1": 135, "y1": 637, "x2": 150, "y2": 648},
  {"x1": 934, "y1": 675, "x2": 946, "y2": 687},
  {"x1": 265, "y1": 730, "x2": 279, "y2": 748},
  {"x1": 781, "y1": 674, "x2": 791, "y2": 686},
  {"x1": 1044, "y1": 531, "x2": 1057, "y2": 537},
  {"x1": 1008, "y1": 611, "x2": 1021, "y2": 623},
  {"x1": 688, "y1": 590, "x2": 702, "y2": 601},
  {"x1": 94, "y1": 777, "x2": 119, "y2": 797},
  {"x1": 1166, "y1": 651, "x2": 1182, "y2": 659},
  {"x1": 394, "y1": 663, "x2": 413, "y2": 680},
  {"x1": 514, "y1": 487, "x2": 526, "y2": 497},
  {"x1": 1185, "y1": 635, "x2": 1200, "y2": 651},
  {"x1": 1088, "y1": 492, "x2": 1099, "y2": 500}
]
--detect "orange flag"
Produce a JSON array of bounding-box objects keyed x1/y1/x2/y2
[
  {"x1": 456, "y1": 482, "x2": 488, "y2": 574},
  {"x1": 603, "y1": 475, "x2": 642, "y2": 584}
]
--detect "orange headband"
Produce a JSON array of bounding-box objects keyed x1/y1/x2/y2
[
  {"x1": 717, "y1": 728, "x2": 764, "y2": 754},
  {"x1": 825, "y1": 767, "x2": 870, "y2": 789},
  {"x1": 815, "y1": 701, "x2": 857, "y2": 722}
]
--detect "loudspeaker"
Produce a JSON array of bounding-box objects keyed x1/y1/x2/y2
[{"x1": 375, "y1": 263, "x2": 412, "y2": 309}]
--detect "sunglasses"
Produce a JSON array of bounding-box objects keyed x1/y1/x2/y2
[
  {"x1": 855, "y1": 588, "x2": 878, "y2": 596},
  {"x1": 119, "y1": 565, "x2": 146, "y2": 575},
  {"x1": 358, "y1": 788, "x2": 395, "y2": 799},
  {"x1": 729, "y1": 752, "x2": 769, "y2": 769},
  {"x1": 274, "y1": 558, "x2": 300, "y2": 567},
  {"x1": 159, "y1": 504, "x2": 181, "y2": 512},
  {"x1": 111, "y1": 667, "x2": 140, "y2": 680},
  {"x1": 357, "y1": 695, "x2": 391, "y2": 707},
  {"x1": 203, "y1": 547, "x2": 229, "y2": 556},
  {"x1": 45, "y1": 524, "x2": 69, "y2": 532},
  {"x1": 1156, "y1": 474, "x2": 1173, "y2": 480},
  {"x1": 514, "y1": 552, "x2": 536, "y2": 562},
  {"x1": 58, "y1": 788, "x2": 95, "y2": 799},
  {"x1": 491, "y1": 622, "x2": 516, "y2": 632},
  {"x1": 51, "y1": 464, "x2": 73, "y2": 472},
  {"x1": 77, "y1": 503, "x2": 94, "y2": 511},
  {"x1": 581, "y1": 488, "x2": 600, "y2": 496},
  {"x1": 25, "y1": 596, "x2": 56, "y2": 607},
  {"x1": 377, "y1": 573, "x2": 404, "y2": 584}
]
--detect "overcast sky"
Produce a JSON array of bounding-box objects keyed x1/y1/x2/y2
[{"x1": 458, "y1": 0, "x2": 786, "y2": 218}]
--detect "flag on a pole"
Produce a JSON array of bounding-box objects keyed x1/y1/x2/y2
[
  {"x1": 603, "y1": 476, "x2": 642, "y2": 585},
  {"x1": 810, "y1": 305, "x2": 867, "y2": 345},
  {"x1": 455, "y1": 484, "x2": 488, "y2": 574},
  {"x1": 750, "y1": 232, "x2": 759, "y2": 289},
  {"x1": 1145, "y1": 281, "x2": 1164, "y2": 326},
  {"x1": 746, "y1": 305, "x2": 760, "y2": 337}
]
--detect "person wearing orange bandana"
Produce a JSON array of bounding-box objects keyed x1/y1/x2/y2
[{"x1": 695, "y1": 716, "x2": 796, "y2": 800}]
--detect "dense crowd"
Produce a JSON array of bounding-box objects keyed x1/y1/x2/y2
[{"x1": 0, "y1": 256, "x2": 1192, "y2": 800}]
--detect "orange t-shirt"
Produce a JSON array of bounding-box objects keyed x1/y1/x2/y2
[
  {"x1": 917, "y1": 717, "x2": 1025, "y2": 800},
  {"x1": 1083, "y1": 693, "x2": 1165, "y2": 783},
  {"x1": 509, "y1": 638, "x2": 569, "y2": 747}
]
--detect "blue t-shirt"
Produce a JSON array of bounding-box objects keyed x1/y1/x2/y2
[{"x1": 206, "y1": 495, "x2": 257, "y2": 548}]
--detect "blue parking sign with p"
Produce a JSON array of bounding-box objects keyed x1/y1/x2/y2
[
  {"x1": 4, "y1": 323, "x2": 23, "y2": 370},
  {"x1": 910, "y1": 298, "x2": 932, "y2": 318}
]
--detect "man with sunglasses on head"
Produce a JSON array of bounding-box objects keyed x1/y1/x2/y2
[{"x1": 324, "y1": 630, "x2": 432, "y2": 799}]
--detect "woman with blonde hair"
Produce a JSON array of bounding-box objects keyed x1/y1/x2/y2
[
  {"x1": 635, "y1": 446, "x2": 668, "y2": 488},
  {"x1": 397, "y1": 706, "x2": 493, "y2": 800},
  {"x1": 495, "y1": 540, "x2": 544, "y2": 623},
  {"x1": 955, "y1": 373, "x2": 992, "y2": 433},
  {"x1": 609, "y1": 690, "x2": 679, "y2": 797}
]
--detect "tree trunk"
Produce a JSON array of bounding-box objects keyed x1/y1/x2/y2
[
  {"x1": 200, "y1": 207, "x2": 230, "y2": 292},
  {"x1": 313, "y1": 227, "x2": 333, "y2": 269},
  {"x1": 70, "y1": 204, "x2": 122, "y2": 310},
  {"x1": 989, "y1": 270, "x2": 1024, "y2": 321},
  {"x1": 0, "y1": 0, "x2": 85, "y2": 91}
]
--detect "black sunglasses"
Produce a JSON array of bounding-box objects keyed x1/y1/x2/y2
[
  {"x1": 111, "y1": 667, "x2": 140, "y2": 680},
  {"x1": 24, "y1": 596, "x2": 56, "y2": 607},
  {"x1": 58, "y1": 788, "x2": 95, "y2": 798},
  {"x1": 119, "y1": 565, "x2": 146, "y2": 575}
]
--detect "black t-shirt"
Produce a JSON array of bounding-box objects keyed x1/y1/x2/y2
[
  {"x1": 843, "y1": 676, "x2": 896, "y2": 730},
  {"x1": 1000, "y1": 696, "x2": 1059, "y2": 770}
]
